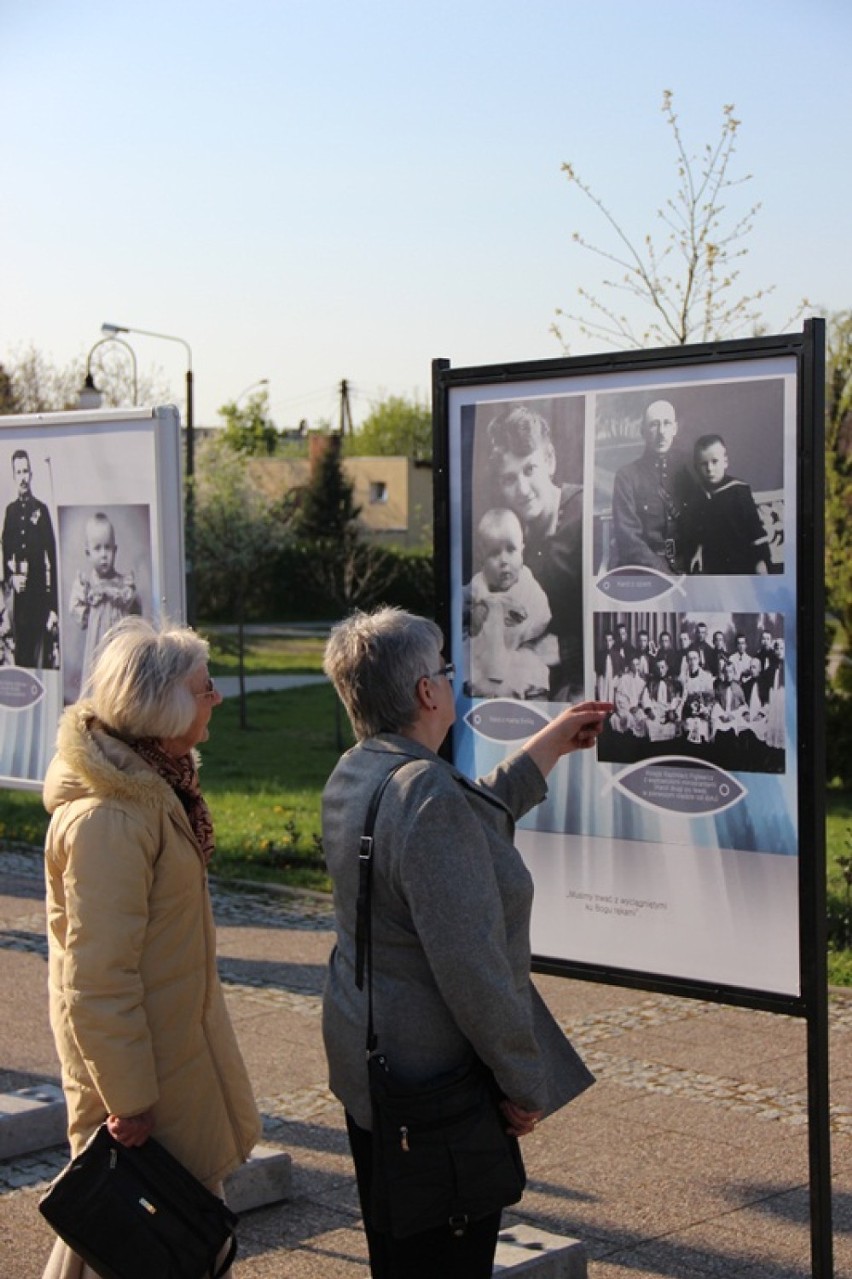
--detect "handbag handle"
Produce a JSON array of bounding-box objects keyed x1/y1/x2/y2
[
  {"x1": 212, "y1": 1233, "x2": 238, "y2": 1278},
  {"x1": 355, "y1": 760, "x2": 409, "y2": 1055}
]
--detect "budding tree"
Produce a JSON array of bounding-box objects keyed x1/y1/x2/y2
[{"x1": 552, "y1": 91, "x2": 796, "y2": 351}]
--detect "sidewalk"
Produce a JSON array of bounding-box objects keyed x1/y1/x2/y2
[{"x1": 1, "y1": 843, "x2": 850, "y2": 1278}]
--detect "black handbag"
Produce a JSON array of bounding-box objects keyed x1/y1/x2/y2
[
  {"x1": 38, "y1": 1125, "x2": 238, "y2": 1279},
  {"x1": 356, "y1": 763, "x2": 526, "y2": 1240}
]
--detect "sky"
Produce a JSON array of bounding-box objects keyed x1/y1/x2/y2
[{"x1": 2, "y1": 0, "x2": 851, "y2": 428}]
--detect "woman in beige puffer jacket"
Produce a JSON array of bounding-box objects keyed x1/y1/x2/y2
[{"x1": 41, "y1": 618, "x2": 260, "y2": 1279}]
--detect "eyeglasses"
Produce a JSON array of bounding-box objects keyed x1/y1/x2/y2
[
  {"x1": 195, "y1": 677, "x2": 218, "y2": 700},
  {"x1": 424, "y1": 662, "x2": 455, "y2": 683}
]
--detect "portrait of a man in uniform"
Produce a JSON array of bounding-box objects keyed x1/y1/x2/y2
[
  {"x1": 610, "y1": 399, "x2": 696, "y2": 575},
  {"x1": 2, "y1": 449, "x2": 59, "y2": 669}
]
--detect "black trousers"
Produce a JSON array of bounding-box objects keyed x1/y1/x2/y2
[{"x1": 345, "y1": 1112, "x2": 502, "y2": 1279}]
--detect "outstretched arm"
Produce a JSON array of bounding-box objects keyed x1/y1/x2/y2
[{"x1": 522, "y1": 699, "x2": 612, "y2": 780}]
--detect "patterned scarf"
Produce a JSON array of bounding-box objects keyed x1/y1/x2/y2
[{"x1": 133, "y1": 737, "x2": 216, "y2": 865}]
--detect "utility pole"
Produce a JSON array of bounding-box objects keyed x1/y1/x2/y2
[{"x1": 339, "y1": 378, "x2": 353, "y2": 435}]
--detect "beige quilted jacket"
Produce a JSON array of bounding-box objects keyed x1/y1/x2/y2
[{"x1": 42, "y1": 704, "x2": 260, "y2": 1186}]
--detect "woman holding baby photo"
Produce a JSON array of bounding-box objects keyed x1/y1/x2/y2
[{"x1": 484, "y1": 403, "x2": 584, "y2": 699}]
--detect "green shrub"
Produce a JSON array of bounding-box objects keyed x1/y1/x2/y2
[
  {"x1": 826, "y1": 690, "x2": 852, "y2": 789},
  {"x1": 227, "y1": 542, "x2": 435, "y2": 622}
]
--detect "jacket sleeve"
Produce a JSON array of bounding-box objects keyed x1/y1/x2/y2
[
  {"x1": 56, "y1": 804, "x2": 161, "y2": 1117},
  {"x1": 475, "y1": 748, "x2": 547, "y2": 823},
  {"x1": 392, "y1": 769, "x2": 549, "y2": 1111}
]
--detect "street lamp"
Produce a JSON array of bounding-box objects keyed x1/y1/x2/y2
[
  {"x1": 102, "y1": 322, "x2": 195, "y2": 623},
  {"x1": 102, "y1": 322, "x2": 192, "y2": 472},
  {"x1": 78, "y1": 336, "x2": 139, "y2": 410},
  {"x1": 235, "y1": 378, "x2": 269, "y2": 405}
]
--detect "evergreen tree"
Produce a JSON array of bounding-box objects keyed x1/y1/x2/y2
[
  {"x1": 292, "y1": 435, "x2": 360, "y2": 541},
  {"x1": 290, "y1": 434, "x2": 395, "y2": 613}
]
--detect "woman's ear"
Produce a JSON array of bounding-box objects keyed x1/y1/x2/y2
[{"x1": 414, "y1": 674, "x2": 434, "y2": 712}]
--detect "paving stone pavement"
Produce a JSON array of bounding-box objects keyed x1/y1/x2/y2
[{"x1": 1, "y1": 844, "x2": 850, "y2": 1278}]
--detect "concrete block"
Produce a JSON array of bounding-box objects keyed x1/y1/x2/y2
[
  {"x1": 0, "y1": 1085, "x2": 66, "y2": 1159},
  {"x1": 493, "y1": 1223, "x2": 587, "y2": 1277},
  {"x1": 224, "y1": 1143, "x2": 293, "y2": 1213}
]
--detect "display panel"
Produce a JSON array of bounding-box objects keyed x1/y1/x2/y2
[
  {"x1": 438, "y1": 339, "x2": 813, "y2": 1001},
  {"x1": 0, "y1": 407, "x2": 184, "y2": 789}
]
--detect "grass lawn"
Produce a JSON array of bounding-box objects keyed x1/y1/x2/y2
[
  {"x1": 199, "y1": 630, "x2": 345, "y2": 888},
  {"x1": 200, "y1": 682, "x2": 350, "y2": 889},
  {"x1": 204, "y1": 629, "x2": 327, "y2": 677},
  {"x1": 827, "y1": 788, "x2": 852, "y2": 985}
]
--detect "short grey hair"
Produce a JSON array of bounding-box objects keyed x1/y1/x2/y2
[
  {"x1": 323, "y1": 606, "x2": 443, "y2": 741},
  {"x1": 84, "y1": 616, "x2": 210, "y2": 741}
]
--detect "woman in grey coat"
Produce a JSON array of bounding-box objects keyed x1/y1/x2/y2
[{"x1": 321, "y1": 607, "x2": 611, "y2": 1279}]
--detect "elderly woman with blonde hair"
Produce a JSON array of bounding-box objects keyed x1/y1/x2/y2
[
  {"x1": 40, "y1": 617, "x2": 260, "y2": 1279},
  {"x1": 321, "y1": 606, "x2": 611, "y2": 1279}
]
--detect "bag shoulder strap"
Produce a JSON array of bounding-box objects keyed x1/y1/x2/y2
[{"x1": 355, "y1": 759, "x2": 411, "y2": 1054}]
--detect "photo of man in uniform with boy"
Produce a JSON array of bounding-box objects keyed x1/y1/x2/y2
[{"x1": 594, "y1": 379, "x2": 786, "y2": 577}]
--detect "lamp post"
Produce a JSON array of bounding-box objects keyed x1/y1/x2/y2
[
  {"x1": 78, "y1": 336, "x2": 139, "y2": 410},
  {"x1": 101, "y1": 322, "x2": 195, "y2": 623},
  {"x1": 235, "y1": 378, "x2": 269, "y2": 405}
]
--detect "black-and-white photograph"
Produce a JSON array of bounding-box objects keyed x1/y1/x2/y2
[
  {"x1": 58, "y1": 504, "x2": 152, "y2": 704},
  {"x1": 462, "y1": 395, "x2": 585, "y2": 701},
  {"x1": 596, "y1": 610, "x2": 786, "y2": 774},
  {"x1": 594, "y1": 380, "x2": 785, "y2": 577},
  {"x1": 0, "y1": 447, "x2": 60, "y2": 670}
]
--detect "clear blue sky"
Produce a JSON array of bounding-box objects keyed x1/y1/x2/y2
[{"x1": 2, "y1": 0, "x2": 850, "y2": 427}]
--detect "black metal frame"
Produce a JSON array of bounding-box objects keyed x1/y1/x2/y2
[{"x1": 432, "y1": 319, "x2": 832, "y2": 1275}]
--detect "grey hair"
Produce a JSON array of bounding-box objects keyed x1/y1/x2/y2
[
  {"x1": 84, "y1": 616, "x2": 210, "y2": 741},
  {"x1": 323, "y1": 606, "x2": 443, "y2": 741}
]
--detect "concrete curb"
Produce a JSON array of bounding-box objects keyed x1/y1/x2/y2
[
  {"x1": 0, "y1": 1087, "x2": 66, "y2": 1161},
  {"x1": 495, "y1": 1224, "x2": 586, "y2": 1277},
  {"x1": 225, "y1": 1145, "x2": 293, "y2": 1213}
]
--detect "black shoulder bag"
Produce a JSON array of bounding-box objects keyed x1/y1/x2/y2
[
  {"x1": 39, "y1": 1124, "x2": 238, "y2": 1279},
  {"x1": 356, "y1": 762, "x2": 526, "y2": 1240}
]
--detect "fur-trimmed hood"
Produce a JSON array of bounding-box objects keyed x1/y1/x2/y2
[{"x1": 43, "y1": 701, "x2": 180, "y2": 817}]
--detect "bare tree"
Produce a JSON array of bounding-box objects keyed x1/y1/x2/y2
[
  {"x1": 193, "y1": 437, "x2": 289, "y2": 729},
  {"x1": 301, "y1": 529, "x2": 398, "y2": 615},
  {"x1": 552, "y1": 91, "x2": 803, "y2": 351},
  {"x1": 0, "y1": 343, "x2": 170, "y2": 414}
]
